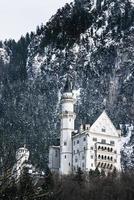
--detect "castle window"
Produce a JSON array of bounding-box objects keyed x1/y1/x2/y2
[
  {"x1": 83, "y1": 137, "x2": 86, "y2": 141},
  {"x1": 110, "y1": 164, "x2": 113, "y2": 169},
  {"x1": 64, "y1": 142, "x2": 67, "y2": 146},
  {"x1": 101, "y1": 139, "x2": 106, "y2": 144},
  {"x1": 77, "y1": 140, "x2": 79, "y2": 144},
  {"x1": 93, "y1": 138, "x2": 97, "y2": 142},
  {"x1": 102, "y1": 128, "x2": 106, "y2": 132},
  {"x1": 55, "y1": 150, "x2": 58, "y2": 157},
  {"x1": 110, "y1": 141, "x2": 115, "y2": 145}
]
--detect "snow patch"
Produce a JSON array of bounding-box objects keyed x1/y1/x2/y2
[
  {"x1": 129, "y1": 0, "x2": 134, "y2": 6},
  {"x1": 0, "y1": 48, "x2": 10, "y2": 64},
  {"x1": 73, "y1": 88, "x2": 81, "y2": 101}
]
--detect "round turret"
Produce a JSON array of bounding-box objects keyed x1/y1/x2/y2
[{"x1": 16, "y1": 147, "x2": 29, "y2": 162}]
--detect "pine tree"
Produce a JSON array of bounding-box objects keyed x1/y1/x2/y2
[
  {"x1": 75, "y1": 167, "x2": 84, "y2": 185},
  {"x1": 19, "y1": 167, "x2": 35, "y2": 200}
]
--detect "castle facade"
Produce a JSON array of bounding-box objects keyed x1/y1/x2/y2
[{"x1": 49, "y1": 79, "x2": 121, "y2": 175}]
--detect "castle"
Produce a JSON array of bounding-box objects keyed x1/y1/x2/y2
[{"x1": 49, "y1": 77, "x2": 121, "y2": 175}]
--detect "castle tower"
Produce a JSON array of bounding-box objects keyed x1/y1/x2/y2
[
  {"x1": 15, "y1": 146, "x2": 30, "y2": 180},
  {"x1": 60, "y1": 76, "x2": 76, "y2": 175}
]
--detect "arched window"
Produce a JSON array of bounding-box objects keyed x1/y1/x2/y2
[
  {"x1": 104, "y1": 163, "x2": 106, "y2": 168},
  {"x1": 111, "y1": 157, "x2": 113, "y2": 161},
  {"x1": 98, "y1": 155, "x2": 100, "y2": 159},
  {"x1": 110, "y1": 164, "x2": 113, "y2": 169},
  {"x1": 104, "y1": 156, "x2": 107, "y2": 160},
  {"x1": 102, "y1": 155, "x2": 104, "y2": 159}
]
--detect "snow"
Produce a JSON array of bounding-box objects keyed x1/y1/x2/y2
[
  {"x1": 72, "y1": 88, "x2": 81, "y2": 101},
  {"x1": 0, "y1": 48, "x2": 10, "y2": 64},
  {"x1": 120, "y1": 124, "x2": 134, "y2": 168},
  {"x1": 30, "y1": 53, "x2": 47, "y2": 77},
  {"x1": 51, "y1": 54, "x2": 56, "y2": 61},
  {"x1": 96, "y1": 27, "x2": 103, "y2": 37},
  {"x1": 130, "y1": 0, "x2": 134, "y2": 6},
  {"x1": 73, "y1": 44, "x2": 79, "y2": 53},
  {"x1": 124, "y1": 73, "x2": 132, "y2": 83},
  {"x1": 91, "y1": 0, "x2": 97, "y2": 9},
  {"x1": 120, "y1": 124, "x2": 132, "y2": 148}
]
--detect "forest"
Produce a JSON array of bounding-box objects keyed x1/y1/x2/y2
[{"x1": 0, "y1": 167, "x2": 134, "y2": 200}]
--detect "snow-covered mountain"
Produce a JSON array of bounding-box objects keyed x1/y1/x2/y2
[{"x1": 0, "y1": 0, "x2": 134, "y2": 170}]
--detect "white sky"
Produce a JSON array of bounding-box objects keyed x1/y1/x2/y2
[{"x1": 0, "y1": 0, "x2": 72, "y2": 41}]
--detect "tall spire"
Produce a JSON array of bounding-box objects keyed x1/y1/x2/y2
[{"x1": 64, "y1": 75, "x2": 72, "y2": 93}]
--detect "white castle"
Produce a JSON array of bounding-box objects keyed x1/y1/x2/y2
[{"x1": 49, "y1": 77, "x2": 121, "y2": 175}]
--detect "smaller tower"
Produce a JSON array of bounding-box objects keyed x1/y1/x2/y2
[
  {"x1": 15, "y1": 146, "x2": 30, "y2": 180},
  {"x1": 60, "y1": 76, "x2": 76, "y2": 175}
]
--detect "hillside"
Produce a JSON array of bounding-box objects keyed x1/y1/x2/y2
[{"x1": 0, "y1": 0, "x2": 134, "y2": 171}]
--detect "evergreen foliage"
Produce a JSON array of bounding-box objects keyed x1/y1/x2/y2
[{"x1": 1, "y1": 169, "x2": 134, "y2": 200}]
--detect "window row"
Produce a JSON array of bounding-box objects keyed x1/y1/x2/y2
[
  {"x1": 73, "y1": 147, "x2": 86, "y2": 154},
  {"x1": 97, "y1": 162, "x2": 113, "y2": 169},
  {"x1": 98, "y1": 155, "x2": 113, "y2": 161},
  {"x1": 73, "y1": 137, "x2": 86, "y2": 146},
  {"x1": 73, "y1": 139, "x2": 115, "y2": 146},
  {"x1": 98, "y1": 146, "x2": 113, "y2": 152}
]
